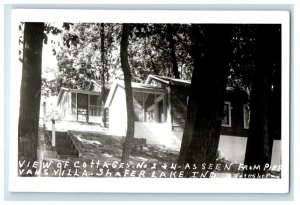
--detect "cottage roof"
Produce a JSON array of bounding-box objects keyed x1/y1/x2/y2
[
  {"x1": 145, "y1": 75, "x2": 191, "y2": 87},
  {"x1": 145, "y1": 75, "x2": 248, "y2": 94},
  {"x1": 104, "y1": 80, "x2": 166, "y2": 108},
  {"x1": 57, "y1": 87, "x2": 101, "y2": 106},
  {"x1": 57, "y1": 87, "x2": 68, "y2": 106},
  {"x1": 57, "y1": 79, "x2": 112, "y2": 106},
  {"x1": 87, "y1": 79, "x2": 112, "y2": 91}
]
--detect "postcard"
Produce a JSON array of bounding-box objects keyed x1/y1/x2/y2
[{"x1": 9, "y1": 9, "x2": 290, "y2": 193}]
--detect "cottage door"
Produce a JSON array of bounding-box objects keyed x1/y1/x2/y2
[
  {"x1": 158, "y1": 100, "x2": 165, "y2": 122},
  {"x1": 77, "y1": 93, "x2": 88, "y2": 122}
]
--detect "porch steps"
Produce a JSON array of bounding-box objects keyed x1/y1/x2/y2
[{"x1": 46, "y1": 131, "x2": 79, "y2": 159}]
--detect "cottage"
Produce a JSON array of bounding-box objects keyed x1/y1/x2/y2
[
  {"x1": 57, "y1": 75, "x2": 281, "y2": 164},
  {"x1": 57, "y1": 80, "x2": 110, "y2": 124},
  {"x1": 104, "y1": 80, "x2": 174, "y2": 145},
  {"x1": 104, "y1": 75, "x2": 251, "y2": 156}
]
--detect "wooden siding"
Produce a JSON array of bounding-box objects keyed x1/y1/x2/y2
[
  {"x1": 107, "y1": 85, "x2": 127, "y2": 136},
  {"x1": 220, "y1": 90, "x2": 249, "y2": 137},
  {"x1": 133, "y1": 92, "x2": 144, "y2": 121},
  {"x1": 90, "y1": 83, "x2": 101, "y2": 92},
  {"x1": 169, "y1": 85, "x2": 190, "y2": 131},
  {"x1": 58, "y1": 91, "x2": 71, "y2": 120},
  {"x1": 168, "y1": 85, "x2": 249, "y2": 137}
]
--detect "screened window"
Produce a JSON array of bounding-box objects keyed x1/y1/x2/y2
[
  {"x1": 77, "y1": 93, "x2": 88, "y2": 122},
  {"x1": 77, "y1": 93, "x2": 87, "y2": 107},
  {"x1": 89, "y1": 95, "x2": 101, "y2": 116}
]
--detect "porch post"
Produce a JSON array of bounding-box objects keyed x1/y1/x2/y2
[
  {"x1": 51, "y1": 118, "x2": 56, "y2": 147},
  {"x1": 163, "y1": 94, "x2": 167, "y2": 122},
  {"x1": 87, "y1": 94, "x2": 90, "y2": 123},
  {"x1": 76, "y1": 93, "x2": 78, "y2": 121},
  {"x1": 142, "y1": 92, "x2": 145, "y2": 122},
  {"x1": 154, "y1": 94, "x2": 159, "y2": 122},
  {"x1": 43, "y1": 101, "x2": 46, "y2": 128},
  {"x1": 166, "y1": 87, "x2": 172, "y2": 130}
]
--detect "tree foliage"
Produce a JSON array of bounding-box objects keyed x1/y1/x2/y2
[
  {"x1": 228, "y1": 25, "x2": 257, "y2": 90},
  {"x1": 39, "y1": 23, "x2": 120, "y2": 97},
  {"x1": 42, "y1": 23, "x2": 196, "y2": 96},
  {"x1": 132, "y1": 24, "x2": 193, "y2": 81}
]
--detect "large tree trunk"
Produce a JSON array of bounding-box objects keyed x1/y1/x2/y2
[
  {"x1": 166, "y1": 24, "x2": 180, "y2": 79},
  {"x1": 100, "y1": 23, "x2": 106, "y2": 126},
  {"x1": 243, "y1": 25, "x2": 281, "y2": 177},
  {"x1": 120, "y1": 24, "x2": 135, "y2": 172},
  {"x1": 18, "y1": 22, "x2": 44, "y2": 176},
  {"x1": 177, "y1": 25, "x2": 233, "y2": 177},
  {"x1": 269, "y1": 26, "x2": 282, "y2": 143}
]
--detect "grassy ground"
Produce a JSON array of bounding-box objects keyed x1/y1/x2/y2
[
  {"x1": 37, "y1": 130, "x2": 280, "y2": 178},
  {"x1": 70, "y1": 131, "x2": 179, "y2": 162}
]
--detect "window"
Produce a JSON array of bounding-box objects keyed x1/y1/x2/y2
[
  {"x1": 222, "y1": 101, "x2": 231, "y2": 127},
  {"x1": 89, "y1": 95, "x2": 101, "y2": 116},
  {"x1": 243, "y1": 104, "x2": 250, "y2": 129},
  {"x1": 77, "y1": 93, "x2": 88, "y2": 122},
  {"x1": 133, "y1": 91, "x2": 166, "y2": 123}
]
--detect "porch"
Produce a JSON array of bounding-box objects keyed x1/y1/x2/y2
[{"x1": 57, "y1": 88, "x2": 104, "y2": 124}]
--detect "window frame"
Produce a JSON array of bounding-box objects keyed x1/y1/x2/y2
[
  {"x1": 89, "y1": 94, "x2": 102, "y2": 117},
  {"x1": 243, "y1": 104, "x2": 250, "y2": 129},
  {"x1": 221, "y1": 101, "x2": 232, "y2": 127}
]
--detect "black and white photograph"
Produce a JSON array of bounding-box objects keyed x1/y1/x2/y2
[{"x1": 8, "y1": 9, "x2": 290, "y2": 193}]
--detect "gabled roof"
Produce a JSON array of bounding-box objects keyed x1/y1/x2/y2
[
  {"x1": 131, "y1": 81, "x2": 165, "y2": 91},
  {"x1": 57, "y1": 87, "x2": 69, "y2": 106},
  {"x1": 145, "y1": 75, "x2": 248, "y2": 95},
  {"x1": 87, "y1": 79, "x2": 112, "y2": 91},
  {"x1": 104, "y1": 80, "x2": 166, "y2": 108},
  {"x1": 145, "y1": 75, "x2": 191, "y2": 87}
]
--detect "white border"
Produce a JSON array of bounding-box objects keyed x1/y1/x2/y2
[{"x1": 9, "y1": 9, "x2": 290, "y2": 193}]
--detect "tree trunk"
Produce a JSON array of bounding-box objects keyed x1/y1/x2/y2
[
  {"x1": 100, "y1": 23, "x2": 107, "y2": 126},
  {"x1": 243, "y1": 25, "x2": 281, "y2": 177},
  {"x1": 120, "y1": 24, "x2": 135, "y2": 172},
  {"x1": 18, "y1": 22, "x2": 44, "y2": 176},
  {"x1": 269, "y1": 26, "x2": 282, "y2": 143},
  {"x1": 166, "y1": 24, "x2": 180, "y2": 79},
  {"x1": 177, "y1": 25, "x2": 233, "y2": 177}
]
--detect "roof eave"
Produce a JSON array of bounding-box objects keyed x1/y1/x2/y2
[
  {"x1": 104, "y1": 81, "x2": 119, "y2": 108},
  {"x1": 57, "y1": 87, "x2": 69, "y2": 106},
  {"x1": 145, "y1": 75, "x2": 170, "y2": 85}
]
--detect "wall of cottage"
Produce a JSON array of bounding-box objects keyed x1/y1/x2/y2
[
  {"x1": 169, "y1": 85, "x2": 189, "y2": 131},
  {"x1": 169, "y1": 85, "x2": 249, "y2": 137}
]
